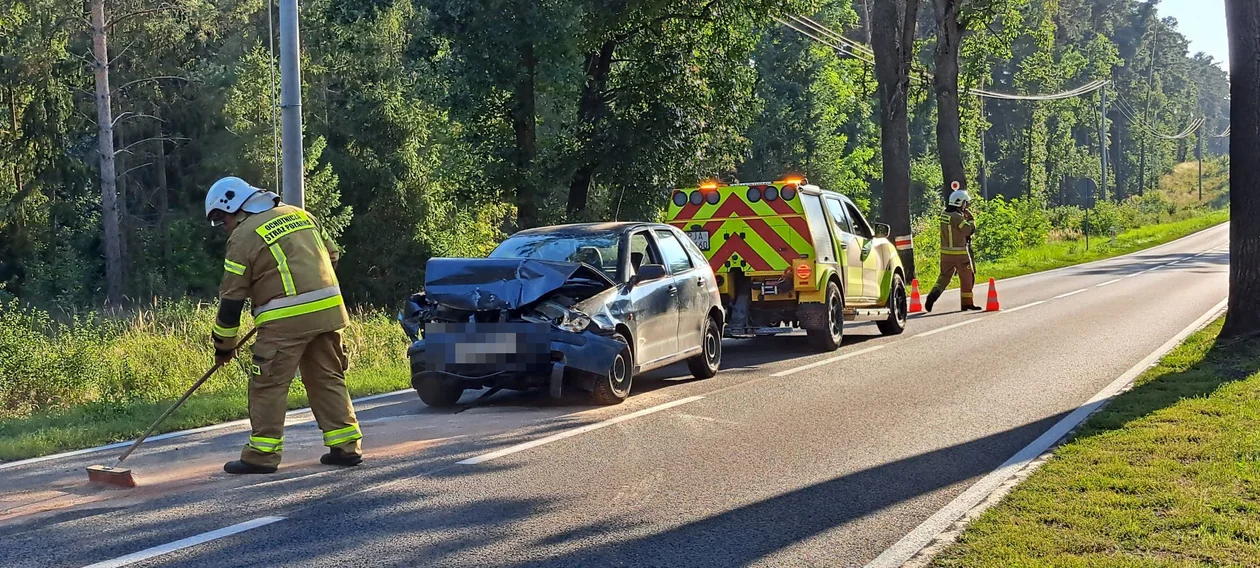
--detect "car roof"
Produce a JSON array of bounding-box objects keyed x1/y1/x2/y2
[{"x1": 508, "y1": 222, "x2": 669, "y2": 237}]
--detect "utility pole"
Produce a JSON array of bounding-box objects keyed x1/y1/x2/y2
[
  {"x1": 1137, "y1": 20, "x2": 1159, "y2": 197},
  {"x1": 1099, "y1": 83, "x2": 1109, "y2": 202},
  {"x1": 279, "y1": 0, "x2": 304, "y2": 208},
  {"x1": 1197, "y1": 120, "x2": 1204, "y2": 201},
  {"x1": 980, "y1": 75, "x2": 988, "y2": 199}
]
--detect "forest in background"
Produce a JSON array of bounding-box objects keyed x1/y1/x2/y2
[{"x1": 0, "y1": 0, "x2": 1231, "y2": 311}]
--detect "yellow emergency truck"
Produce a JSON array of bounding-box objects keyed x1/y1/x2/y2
[{"x1": 666, "y1": 178, "x2": 908, "y2": 351}]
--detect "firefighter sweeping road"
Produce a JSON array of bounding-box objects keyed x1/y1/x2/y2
[{"x1": 0, "y1": 223, "x2": 1230, "y2": 568}]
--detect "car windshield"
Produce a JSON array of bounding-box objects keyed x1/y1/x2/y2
[{"x1": 489, "y1": 233, "x2": 621, "y2": 280}]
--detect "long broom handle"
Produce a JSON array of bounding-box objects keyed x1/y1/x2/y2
[{"x1": 113, "y1": 328, "x2": 259, "y2": 466}]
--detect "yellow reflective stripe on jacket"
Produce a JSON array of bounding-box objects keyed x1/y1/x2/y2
[
  {"x1": 247, "y1": 436, "x2": 283, "y2": 453},
  {"x1": 213, "y1": 323, "x2": 239, "y2": 338},
  {"x1": 255, "y1": 211, "x2": 315, "y2": 245},
  {"x1": 268, "y1": 244, "x2": 297, "y2": 296},
  {"x1": 323, "y1": 425, "x2": 363, "y2": 447},
  {"x1": 224, "y1": 259, "x2": 247, "y2": 276},
  {"x1": 254, "y1": 294, "x2": 344, "y2": 326},
  {"x1": 941, "y1": 249, "x2": 969, "y2": 255}
]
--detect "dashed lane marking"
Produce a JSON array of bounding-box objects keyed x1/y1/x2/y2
[
  {"x1": 770, "y1": 345, "x2": 886, "y2": 378},
  {"x1": 81, "y1": 516, "x2": 285, "y2": 568},
  {"x1": 457, "y1": 396, "x2": 706, "y2": 465},
  {"x1": 1053, "y1": 288, "x2": 1088, "y2": 299}
]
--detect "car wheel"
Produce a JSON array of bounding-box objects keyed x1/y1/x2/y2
[
  {"x1": 807, "y1": 280, "x2": 843, "y2": 352},
  {"x1": 877, "y1": 273, "x2": 908, "y2": 336},
  {"x1": 591, "y1": 334, "x2": 633, "y2": 405},
  {"x1": 413, "y1": 375, "x2": 463, "y2": 407},
  {"x1": 686, "y1": 316, "x2": 722, "y2": 379}
]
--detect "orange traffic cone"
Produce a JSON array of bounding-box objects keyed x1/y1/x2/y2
[
  {"x1": 908, "y1": 279, "x2": 923, "y2": 313},
  {"x1": 985, "y1": 278, "x2": 1001, "y2": 312}
]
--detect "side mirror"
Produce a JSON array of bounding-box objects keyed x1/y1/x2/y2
[
  {"x1": 873, "y1": 222, "x2": 891, "y2": 239},
  {"x1": 632, "y1": 264, "x2": 668, "y2": 284}
]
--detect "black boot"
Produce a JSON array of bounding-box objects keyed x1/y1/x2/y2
[
  {"x1": 223, "y1": 460, "x2": 278, "y2": 474},
  {"x1": 924, "y1": 290, "x2": 942, "y2": 313},
  {"x1": 962, "y1": 304, "x2": 983, "y2": 311},
  {"x1": 320, "y1": 447, "x2": 363, "y2": 467}
]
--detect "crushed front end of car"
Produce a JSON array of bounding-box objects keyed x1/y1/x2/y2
[{"x1": 399, "y1": 257, "x2": 627, "y2": 406}]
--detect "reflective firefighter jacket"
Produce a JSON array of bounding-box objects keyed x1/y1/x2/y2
[
  {"x1": 212, "y1": 204, "x2": 349, "y2": 352},
  {"x1": 939, "y1": 209, "x2": 976, "y2": 257}
]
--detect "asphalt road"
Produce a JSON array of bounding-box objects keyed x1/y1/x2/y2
[{"x1": 0, "y1": 223, "x2": 1230, "y2": 568}]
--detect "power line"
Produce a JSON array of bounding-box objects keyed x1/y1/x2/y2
[{"x1": 776, "y1": 15, "x2": 1110, "y2": 102}]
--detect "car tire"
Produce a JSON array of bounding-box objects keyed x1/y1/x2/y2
[
  {"x1": 413, "y1": 375, "x2": 463, "y2": 407},
  {"x1": 877, "y1": 273, "x2": 908, "y2": 336},
  {"x1": 591, "y1": 334, "x2": 633, "y2": 405},
  {"x1": 807, "y1": 280, "x2": 843, "y2": 352},
  {"x1": 686, "y1": 316, "x2": 722, "y2": 380}
]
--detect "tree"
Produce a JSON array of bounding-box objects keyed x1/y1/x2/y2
[
  {"x1": 1221, "y1": 0, "x2": 1260, "y2": 338},
  {"x1": 871, "y1": 0, "x2": 920, "y2": 279},
  {"x1": 933, "y1": 0, "x2": 966, "y2": 201},
  {"x1": 89, "y1": 0, "x2": 124, "y2": 308}
]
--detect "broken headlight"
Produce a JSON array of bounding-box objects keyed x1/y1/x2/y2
[{"x1": 555, "y1": 312, "x2": 591, "y2": 333}]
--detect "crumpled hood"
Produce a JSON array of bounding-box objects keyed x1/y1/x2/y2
[{"x1": 423, "y1": 257, "x2": 616, "y2": 312}]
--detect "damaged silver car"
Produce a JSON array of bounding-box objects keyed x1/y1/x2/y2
[{"x1": 399, "y1": 223, "x2": 724, "y2": 407}]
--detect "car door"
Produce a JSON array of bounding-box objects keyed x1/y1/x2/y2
[
  {"x1": 823, "y1": 196, "x2": 865, "y2": 303},
  {"x1": 843, "y1": 199, "x2": 883, "y2": 304},
  {"x1": 626, "y1": 230, "x2": 679, "y2": 368},
  {"x1": 654, "y1": 228, "x2": 706, "y2": 358}
]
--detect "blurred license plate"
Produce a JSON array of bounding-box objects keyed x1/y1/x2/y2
[
  {"x1": 424, "y1": 322, "x2": 550, "y2": 372},
  {"x1": 687, "y1": 230, "x2": 711, "y2": 251}
]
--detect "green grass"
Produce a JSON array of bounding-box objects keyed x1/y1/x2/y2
[
  {"x1": 932, "y1": 316, "x2": 1260, "y2": 567},
  {"x1": 915, "y1": 208, "x2": 1229, "y2": 291},
  {"x1": 0, "y1": 301, "x2": 410, "y2": 462}
]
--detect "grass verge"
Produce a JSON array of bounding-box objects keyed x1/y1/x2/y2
[
  {"x1": 931, "y1": 316, "x2": 1260, "y2": 567},
  {"x1": 0, "y1": 303, "x2": 411, "y2": 462},
  {"x1": 915, "y1": 208, "x2": 1228, "y2": 290}
]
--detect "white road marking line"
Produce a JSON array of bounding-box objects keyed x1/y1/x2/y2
[
  {"x1": 1053, "y1": 288, "x2": 1088, "y2": 299},
  {"x1": 1095, "y1": 279, "x2": 1121, "y2": 288},
  {"x1": 1002, "y1": 301, "x2": 1045, "y2": 314},
  {"x1": 866, "y1": 297, "x2": 1228, "y2": 568},
  {"x1": 914, "y1": 318, "x2": 982, "y2": 338},
  {"x1": 82, "y1": 516, "x2": 285, "y2": 568},
  {"x1": 0, "y1": 389, "x2": 415, "y2": 471},
  {"x1": 770, "y1": 345, "x2": 885, "y2": 378},
  {"x1": 993, "y1": 222, "x2": 1227, "y2": 285},
  {"x1": 457, "y1": 396, "x2": 705, "y2": 465}
]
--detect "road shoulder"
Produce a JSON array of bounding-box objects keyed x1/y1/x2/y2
[{"x1": 919, "y1": 314, "x2": 1260, "y2": 567}]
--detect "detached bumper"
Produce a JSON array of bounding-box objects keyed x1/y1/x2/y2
[{"x1": 407, "y1": 327, "x2": 624, "y2": 396}]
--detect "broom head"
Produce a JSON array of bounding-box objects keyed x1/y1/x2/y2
[{"x1": 86, "y1": 464, "x2": 137, "y2": 488}]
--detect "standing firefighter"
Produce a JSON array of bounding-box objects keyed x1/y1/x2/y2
[
  {"x1": 206, "y1": 177, "x2": 363, "y2": 474},
  {"x1": 925, "y1": 188, "x2": 982, "y2": 313}
]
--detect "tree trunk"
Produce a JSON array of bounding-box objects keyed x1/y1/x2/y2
[
  {"x1": 6, "y1": 87, "x2": 21, "y2": 208},
  {"x1": 513, "y1": 41, "x2": 539, "y2": 229},
  {"x1": 933, "y1": 0, "x2": 965, "y2": 202},
  {"x1": 1221, "y1": 0, "x2": 1260, "y2": 338},
  {"x1": 566, "y1": 39, "x2": 617, "y2": 221},
  {"x1": 91, "y1": 0, "x2": 124, "y2": 309},
  {"x1": 156, "y1": 129, "x2": 173, "y2": 293},
  {"x1": 871, "y1": 0, "x2": 919, "y2": 280},
  {"x1": 1111, "y1": 117, "x2": 1125, "y2": 201}
]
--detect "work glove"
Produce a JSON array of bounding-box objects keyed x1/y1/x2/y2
[{"x1": 215, "y1": 346, "x2": 236, "y2": 366}]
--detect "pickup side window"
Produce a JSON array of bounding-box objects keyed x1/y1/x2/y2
[
  {"x1": 824, "y1": 197, "x2": 853, "y2": 234},
  {"x1": 843, "y1": 200, "x2": 874, "y2": 239}
]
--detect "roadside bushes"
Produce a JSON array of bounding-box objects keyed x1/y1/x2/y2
[{"x1": 0, "y1": 299, "x2": 406, "y2": 422}]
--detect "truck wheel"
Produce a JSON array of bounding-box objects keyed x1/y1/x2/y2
[
  {"x1": 807, "y1": 280, "x2": 843, "y2": 352},
  {"x1": 686, "y1": 316, "x2": 722, "y2": 379},
  {"x1": 413, "y1": 375, "x2": 463, "y2": 407},
  {"x1": 877, "y1": 274, "x2": 908, "y2": 336},
  {"x1": 591, "y1": 334, "x2": 633, "y2": 405}
]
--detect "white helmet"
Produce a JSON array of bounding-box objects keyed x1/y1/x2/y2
[
  {"x1": 948, "y1": 189, "x2": 972, "y2": 208},
  {"x1": 204, "y1": 177, "x2": 279, "y2": 225}
]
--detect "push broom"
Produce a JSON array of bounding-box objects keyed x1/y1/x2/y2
[{"x1": 87, "y1": 328, "x2": 257, "y2": 488}]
